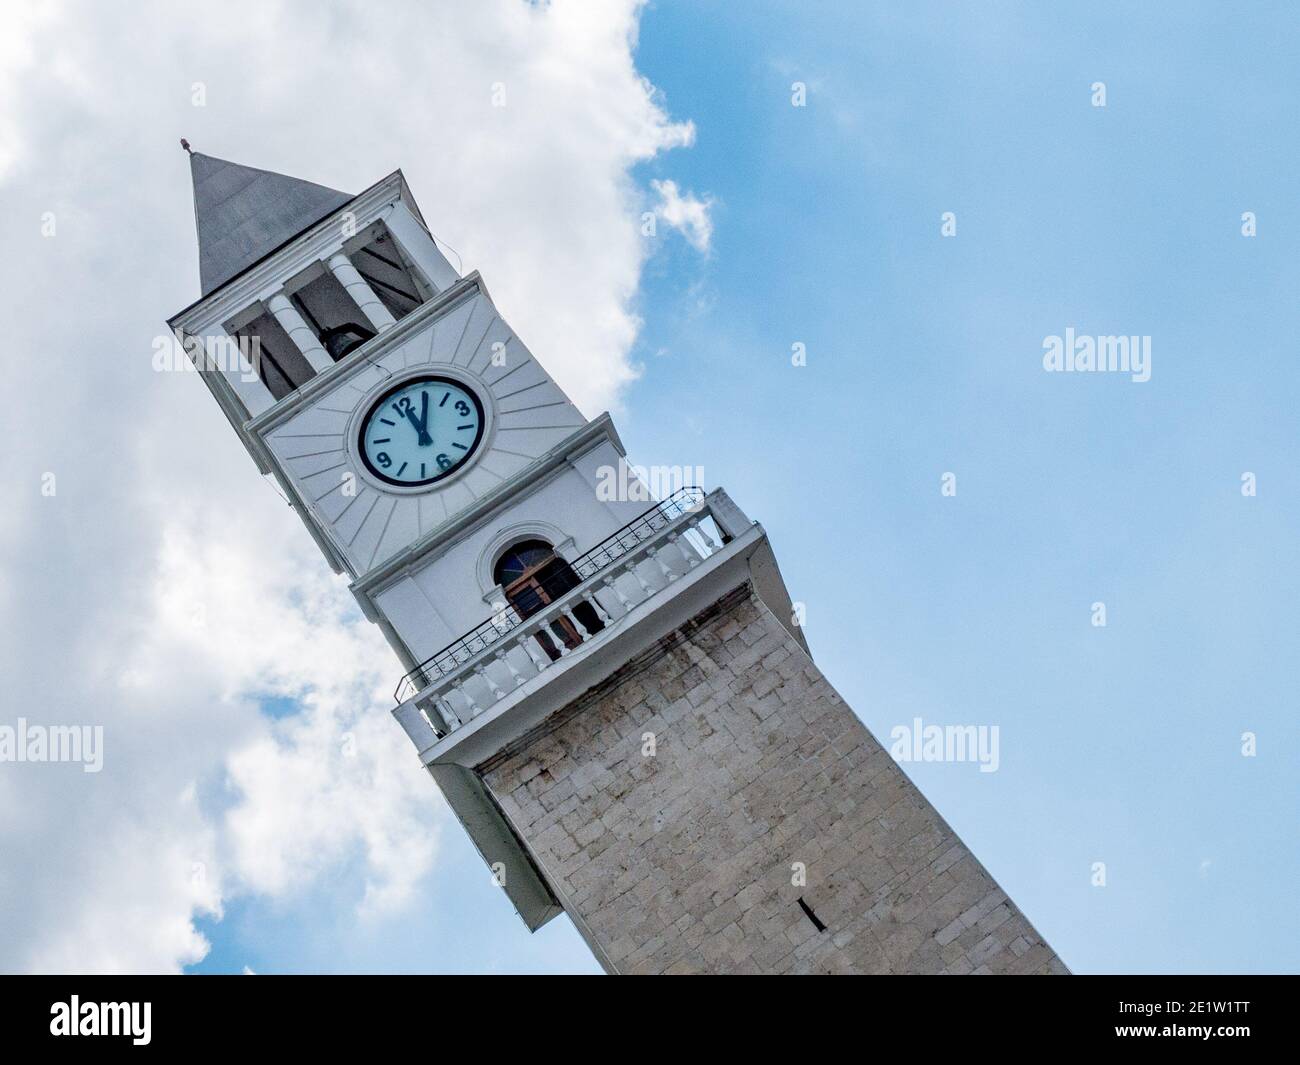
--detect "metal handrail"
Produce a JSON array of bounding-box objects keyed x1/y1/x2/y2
[{"x1": 394, "y1": 487, "x2": 705, "y2": 702}]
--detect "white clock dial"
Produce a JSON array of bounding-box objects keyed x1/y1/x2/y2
[{"x1": 358, "y1": 376, "x2": 486, "y2": 487}]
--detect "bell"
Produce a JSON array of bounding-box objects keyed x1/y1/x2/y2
[{"x1": 321, "y1": 323, "x2": 375, "y2": 361}]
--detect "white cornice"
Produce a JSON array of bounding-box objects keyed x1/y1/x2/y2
[{"x1": 167, "y1": 171, "x2": 411, "y2": 332}]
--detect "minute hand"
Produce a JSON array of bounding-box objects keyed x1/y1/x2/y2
[{"x1": 403, "y1": 405, "x2": 433, "y2": 447}]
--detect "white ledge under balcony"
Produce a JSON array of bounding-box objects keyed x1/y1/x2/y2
[{"x1": 391, "y1": 487, "x2": 764, "y2": 767}]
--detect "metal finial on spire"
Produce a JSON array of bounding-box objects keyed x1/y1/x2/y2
[{"x1": 180, "y1": 138, "x2": 192, "y2": 153}]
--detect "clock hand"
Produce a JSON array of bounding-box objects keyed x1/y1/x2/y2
[
  {"x1": 416, "y1": 391, "x2": 433, "y2": 446},
  {"x1": 402, "y1": 405, "x2": 432, "y2": 446}
]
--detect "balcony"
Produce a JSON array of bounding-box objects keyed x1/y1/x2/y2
[{"x1": 392, "y1": 487, "x2": 743, "y2": 750}]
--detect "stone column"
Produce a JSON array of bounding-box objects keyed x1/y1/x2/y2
[
  {"x1": 327, "y1": 251, "x2": 398, "y2": 332},
  {"x1": 383, "y1": 202, "x2": 459, "y2": 291},
  {"x1": 266, "y1": 292, "x2": 331, "y2": 374}
]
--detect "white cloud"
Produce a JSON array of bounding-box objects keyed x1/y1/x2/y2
[
  {"x1": 0, "y1": 0, "x2": 698, "y2": 972},
  {"x1": 650, "y1": 178, "x2": 715, "y2": 252},
  {"x1": 145, "y1": 522, "x2": 441, "y2": 918}
]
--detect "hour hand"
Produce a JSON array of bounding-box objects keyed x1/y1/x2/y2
[{"x1": 403, "y1": 406, "x2": 433, "y2": 447}]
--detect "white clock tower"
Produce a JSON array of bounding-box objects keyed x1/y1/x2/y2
[{"x1": 168, "y1": 148, "x2": 1066, "y2": 975}]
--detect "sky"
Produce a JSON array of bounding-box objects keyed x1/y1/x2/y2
[{"x1": 0, "y1": 0, "x2": 1295, "y2": 975}]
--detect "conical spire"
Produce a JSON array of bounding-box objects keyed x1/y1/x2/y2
[{"x1": 188, "y1": 149, "x2": 354, "y2": 296}]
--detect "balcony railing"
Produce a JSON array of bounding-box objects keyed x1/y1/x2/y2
[{"x1": 392, "y1": 487, "x2": 728, "y2": 740}]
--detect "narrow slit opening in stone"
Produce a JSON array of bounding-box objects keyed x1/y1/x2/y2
[{"x1": 797, "y1": 897, "x2": 827, "y2": 933}]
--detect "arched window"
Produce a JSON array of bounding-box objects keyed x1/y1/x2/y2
[
  {"x1": 493, "y1": 540, "x2": 558, "y2": 591},
  {"x1": 493, "y1": 538, "x2": 603, "y2": 656}
]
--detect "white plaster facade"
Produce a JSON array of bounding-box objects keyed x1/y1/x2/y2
[{"x1": 169, "y1": 169, "x2": 652, "y2": 668}]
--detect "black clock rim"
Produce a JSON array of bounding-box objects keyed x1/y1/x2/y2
[{"x1": 358, "y1": 375, "x2": 487, "y2": 488}]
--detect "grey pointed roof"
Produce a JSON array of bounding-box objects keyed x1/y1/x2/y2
[{"x1": 189, "y1": 151, "x2": 354, "y2": 296}]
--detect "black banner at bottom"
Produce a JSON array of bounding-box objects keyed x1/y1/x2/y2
[{"x1": 0, "y1": 974, "x2": 1291, "y2": 1052}]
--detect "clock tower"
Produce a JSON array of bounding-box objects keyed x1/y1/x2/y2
[{"x1": 168, "y1": 148, "x2": 1066, "y2": 975}]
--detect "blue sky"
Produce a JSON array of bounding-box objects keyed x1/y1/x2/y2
[
  {"x1": 181, "y1": 2, "x2": 1299, "y2": 974},
  {"x1": 618, "y1": 1, "x2": 1300, "y2": 973}
]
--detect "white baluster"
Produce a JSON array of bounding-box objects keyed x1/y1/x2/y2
[
  {"x1": 474, "y1": 665, "x2": 504, "y2": 703},
  {"x1": 435, "y1": 696, "x2": 462, "y2": 731},
  {"x1": 602, "y1": 575, "x2": 632, "y2": 616},
  {"x1": 522, "y1": 632, "x2": 550, "y2": 673},
  {"x1": 496, "y1": 649, "x2": 526, "y2": 688},
  {"x1": 455, "y1": 678, "x2": 483, "y2": 719},
  {"x1": 548, "y1": 619, "x2": 572, "y2": 658},
  {"x1": 667, "y1": 530, "x2": 699, "y2": 570},
  {"x1": 694, "y1": 521, "x2": 720, "y2": 555},
  {"x1": 587, "y1": 594, "x2": 614, "y2": 627},
  {"x1": 415, "y1": 697, "x2": 442, "y2": 735},
  {"x1": 627, "y1": 557, "x2": 655, "y2": 598},
  {"x1": 562, "y1": 604, "x2": 592, "y2": 639},
  {"x1": 648, "y1": 545, "x2": 677, "y2": 583}
]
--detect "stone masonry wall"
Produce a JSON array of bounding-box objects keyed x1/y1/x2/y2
[{"x1": 480, "y1": 584, "x2": 1067, "y2": 975}]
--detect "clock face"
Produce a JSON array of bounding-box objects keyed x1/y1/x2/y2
[{"x1": 358, "y1": 376, "x2": 486, "y2": 487}]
